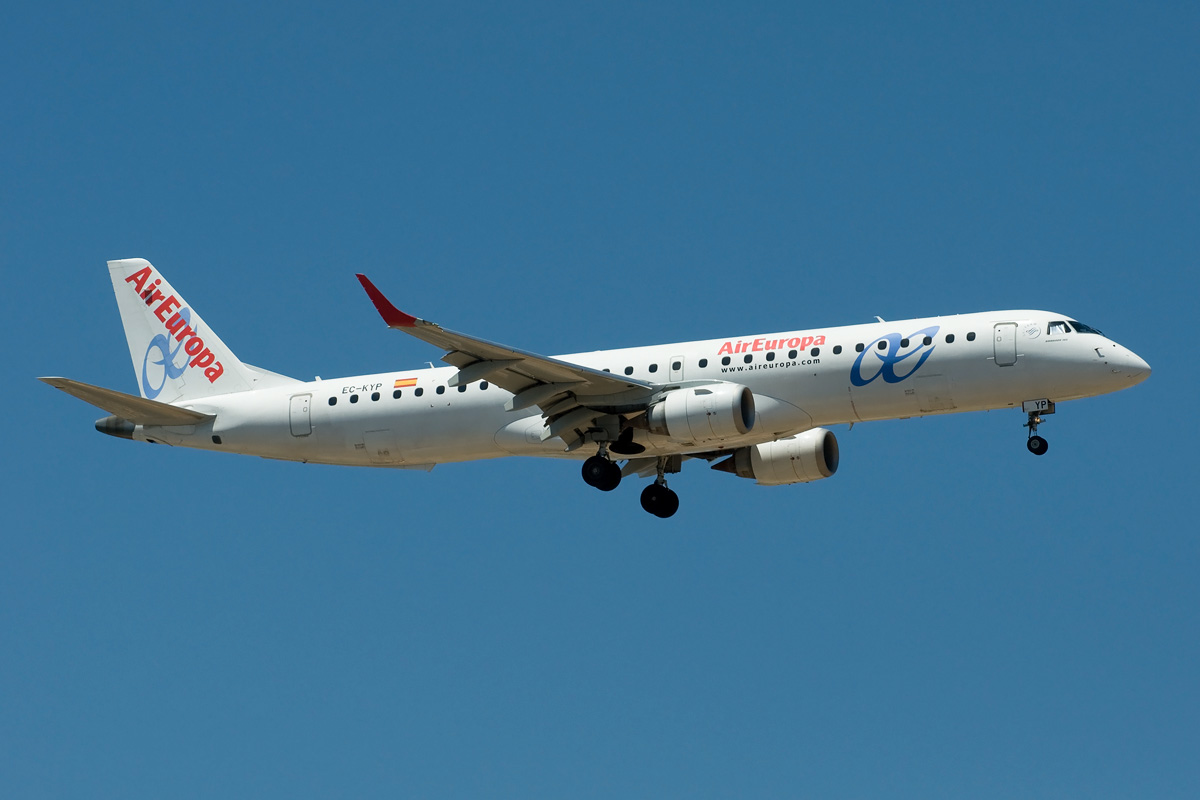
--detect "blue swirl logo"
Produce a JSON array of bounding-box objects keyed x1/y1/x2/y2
[
  {"x1": 141, "y1": 307, "x2": 192, "y2": 399},
  {"x1": 851, "y1": 325, "x2": 939, "y2": 386}
]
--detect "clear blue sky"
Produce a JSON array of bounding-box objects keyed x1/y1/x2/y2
[{"x1": 3, "y1": 3, "x2": 1197, "y2": 797}]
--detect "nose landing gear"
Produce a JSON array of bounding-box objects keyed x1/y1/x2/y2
[{"x1": 1022, "y1": 399, "x2": 1055, "y2": 456}]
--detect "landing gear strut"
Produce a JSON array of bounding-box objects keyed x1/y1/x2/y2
[
  {"x1": 581, "y1": 445, "x2": 621, "y2": 492},
  {"x1": 640, "y1": 458, "x2": 680, "y2": 518},
  {"x1": 1022, "y1": 399, "x2": 1055, "y2": 456}
]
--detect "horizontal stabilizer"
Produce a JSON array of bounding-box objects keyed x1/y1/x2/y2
[{"x1": 39, "y1": 377, "x2": 213, "y2": 426}]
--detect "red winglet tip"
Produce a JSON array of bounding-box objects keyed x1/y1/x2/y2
[{"x1": 356, "y1": 274, "x2": 417, "y2": 328}]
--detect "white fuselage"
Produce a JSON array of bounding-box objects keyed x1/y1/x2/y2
[{"x1": 130, "y1": 310, "x2": 1150, "y2": 468}]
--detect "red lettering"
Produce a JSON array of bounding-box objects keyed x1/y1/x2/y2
[
  {"x1": 190, "y1": 348, "x2": 214, "y2": 369},
  {"x1": 143, "y1": 288, "x2": 164, "y2": 306},
  {"x1": 717, "y1": 341, "x2": 734, "y2": 355},
  {"x1": 800, "y1": 336, "x2": 814, "y2": 350},
  {"x1": 814, "y1": 335, "x2": 826, "y2": 346},
  {"x1": 124, "y1": 266, "x2": 152, "y2": 292},
  {"x1": 174, "y1": 323, "x2": 195, "y2": 342},
  {"x1": 204, "y1": 363, "x2": 224, "y2": 382},
  {"x1": 155, "y1": 296, "x2": 180, "y2": 322},
  {"x1": 752, "y1": 339, "x2": 764, "y2": 352},
  {"x1": 165, "y1": 313, "x2": 187, "y2": 335},
  {"x1": 184, "y1": 336, "x2": 205, "y2": 356},
  {"x1": 787, "y1": 337, "x2": 801, "y2": 348}
]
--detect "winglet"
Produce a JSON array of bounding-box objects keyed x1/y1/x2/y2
[{"x1": 356, "y1": 274, "x2": 419, "y2": 328}]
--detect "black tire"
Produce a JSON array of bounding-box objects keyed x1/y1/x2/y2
[
  {"x1": 659, "y1": 488, "x2": 679, "y2": 518},
  {"x1": 582, "y1": 455, "x2": 608, "y2": 487},
  {"x1": 583, "y1": 456, "x2": 622, "y2": 492},
  {"x1": 640, "y1": 484, "x2": 679, "y2": 518},
  {"x1": 596, "y1": 459, "x2": 621, "y2": 492},
  {"x1": 1027, "y1": 435, "x2": 1048, "y2": 455},
  {"x1": 640, "y1": 484, "x2": 662, "y2": 514}
]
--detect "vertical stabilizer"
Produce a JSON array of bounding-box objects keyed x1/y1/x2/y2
[{"x1": 108, "y1": 259, "x2": 258, "y2": 402}]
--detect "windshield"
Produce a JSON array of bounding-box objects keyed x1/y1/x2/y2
[{"x1": 1069, "y1": 320, "x2": 1104, "y2": 335}]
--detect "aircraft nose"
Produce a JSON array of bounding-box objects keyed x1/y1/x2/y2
[
  {"x1": 1126, "y1": 352, "x2": 1151, "y2": 384},
  {"x1": 1109, "y1": 345, "x2": 1151, "y2": 384}
]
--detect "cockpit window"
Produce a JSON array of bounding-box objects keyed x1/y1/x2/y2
[
  {"x1": 1069, "y1": 320, "x2": 1103, "y2": 335},
  {"x1": 1047, "y1": 320, "x2": 1071, "y2": 335}
]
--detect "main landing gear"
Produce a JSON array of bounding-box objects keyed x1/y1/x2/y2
[
  {"x1": 581, "y1": 447, "x2": 681, "y2": 518},
  {"x1": 1022, "y1": 399, "x2": 1055, "y2": 456},
  {"x1": 582, "y1": 447, "x2": 622, "y2": 492},
  {"x1": 640, "y1": 481, "x2": 679, "y2": 519}
]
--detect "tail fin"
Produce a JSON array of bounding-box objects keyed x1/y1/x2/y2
[{"x1": 108, "y1": 258, "x2": 265, "y2": 402}]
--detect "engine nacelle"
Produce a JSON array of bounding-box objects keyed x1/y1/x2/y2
[
  {"x1": 714, "y1": 428, "x2": 839, "y2": 485},
  {"x1": 646, "y1": 383, "x2": 756, "y2": 444}
]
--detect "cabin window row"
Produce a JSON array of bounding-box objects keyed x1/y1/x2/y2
[
  {"x1": 329, "y1": 381, "x2": 491, "y2": 406},
  {"x1": 329, "y1": 331, "x2": 981, "y2": 404},
  {"x1": 606, "y1": 332, "x2": 978, "y2": 371}
]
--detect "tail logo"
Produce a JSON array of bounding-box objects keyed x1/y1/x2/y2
[
  {"x1": 124, "y1": 266, "x2": 225, "y2": 397},
  {"x1": 141, "y1": 308, "x2": 191, "y2": 399}
]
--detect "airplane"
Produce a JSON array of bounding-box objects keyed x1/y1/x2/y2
[{"x1": 41, "y1": 259, "x2": 1151, "y2": 518}]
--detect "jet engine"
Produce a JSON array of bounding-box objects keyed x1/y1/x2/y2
[
  {"x1": 713, "y1": 428, "x2": 839, "y2": 485},
  {"x1": 646, "y1": 383, "x2": 755, "y2": 444}
]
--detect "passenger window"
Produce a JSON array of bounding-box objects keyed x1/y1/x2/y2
[
  {"x1": 371, "y1": 392, "x2": 380, "y2": 401},
  {"x1": 350, "y1": 394, "x2": 359, "y2": 404},
  {"x1": 856, "y1": 343, "x2": 864, "y2": 352},
  {"x1": 328, "y1": 397, "x2": 337, "y2": 406},
  {"x1": 766, "y1": 351, "x2": 775, "y2": 362},
  {"x1": 480, "y1": 381, "x2": 489, "y2": 390},
  {"x1": 722, "y1": 356, "x2": 731, "y2": 366},
  {"x1": 833, "y1": 345, "x2": 842, "y2": 354},
  {"x1": 698, "y1": 358, "x2": 708, "y2": 368},
  {"x1": 811, "y1": 347, "x2": 820, "y2": 356},
  {"x1": 967, "y1": 332, "x2": 976, "y2": 341},
  {"x1": 415, "y1": 387, "x2": 424, "y2": 397},
  {"x1": 457, "y1": 385, "x2": 467, "y2": 393},
  {"x1": 744, "y1": 354, "x2": 753, "y2": 364},
  {"x1": 923, "y1": 336, "x2": 932, "y2": 345},
  {"x1": 877, "y1": 341, "x2": 887, "y2": 350},
  {"x1": 436, "y1": 386, "x2": 445, "y2": 394},
  {"x1": 672, "y1": 361, "x2": 681, "y2": 371},
  {"x1": 392, "y1": 390, "x2": 402, "y2": 399},
  {"x1": 649, "y1": 364, "x2": 658, "y2": 373},
  {"x1": 901, "y1": 338, "x2": 910, "y2": 347},
  {"x1": 946, "y1": 334, "x2": 955, "y2": 343},
  {"x1": 788, "y1": 349, "x2": 797, "y2": 359},
  {"x1": 624, "y1": 366, "x2": 634, "y2": 375}
]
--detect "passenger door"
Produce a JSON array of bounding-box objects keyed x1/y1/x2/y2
[{"x1": 993, "y1": 323, "x2": 1018, "y2": 367}]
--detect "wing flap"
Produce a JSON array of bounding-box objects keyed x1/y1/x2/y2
[{"x1": 39, "y1": 377, "x2": 214, "y2": 426}]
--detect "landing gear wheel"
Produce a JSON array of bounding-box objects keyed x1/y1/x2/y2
[
  {"x1": 582, "y1": 455, "x2": 621, "y2": 491},
  {"x1": 640, "y1": 483, "x2": 679, "y2": 518},
  {"x1": 1027, "y1": 435, "x2": 1048, "y2": 456}
]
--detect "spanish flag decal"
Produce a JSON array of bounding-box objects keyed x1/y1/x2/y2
[{"x1": 394, "y1": 377, "x2": 418, "y2": 388}]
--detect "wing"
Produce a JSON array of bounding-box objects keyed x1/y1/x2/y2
[{"x1": 357, "y1": 275, "x2": 665, "y2": 449}]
